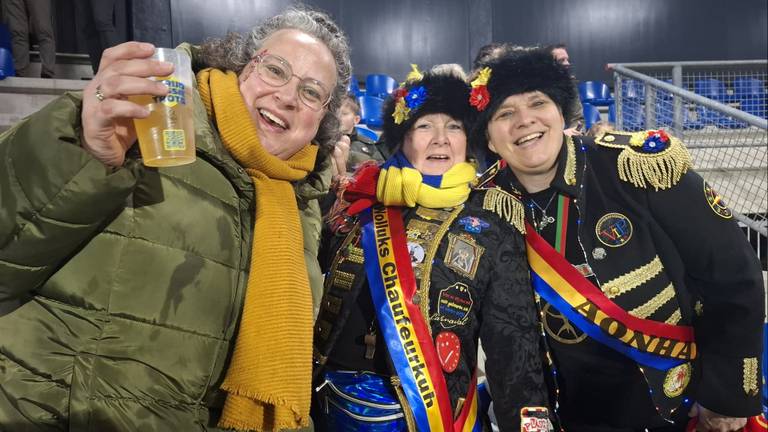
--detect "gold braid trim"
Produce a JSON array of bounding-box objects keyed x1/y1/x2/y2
[
  {"x1": 664, "y1": 309, "x2": 682, "y2": 325},
  {"x1": 602, "y1": 256, "x2": 664, "y2": 298},
  {"x1": 482, "y1": 188, "x2": 526, "y2": 234},
  {"x1": 617, "y1": 133, "x2": 692, "y2": 191},
  {"x1": 743, "y1": 357, "x2": 759, "y2": 396},
  {"x1": 418, "y1": 205, "x2": 464, "y2": 336},
  {"x1": 564, "y1": 135, "x2": 577, "y2": 186},
  {"x1": 628, "y1": 284, "x2": 675, "y2": 319},
  {"x1": 391, "y1": 376, "x2": 417, "y2": 431}
]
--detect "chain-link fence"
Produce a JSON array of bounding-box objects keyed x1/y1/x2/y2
[{"x1": 608, "y1": 61, "x2": 767, "y2": 265}]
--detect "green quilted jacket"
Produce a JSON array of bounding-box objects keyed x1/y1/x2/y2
[{"x1": 0, "y1": 46, "x2": 330, "y2": 431}]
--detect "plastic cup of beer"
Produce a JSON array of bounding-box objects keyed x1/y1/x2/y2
[{"x1": 131, "y1": 48, "x2": 195, "y2": 167}]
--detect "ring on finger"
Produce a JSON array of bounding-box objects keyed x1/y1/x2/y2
[{"x1": 95, "y1": 85, "x2": 105, "y2": 102}]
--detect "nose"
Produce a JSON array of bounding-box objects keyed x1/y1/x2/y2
[
  {"x1": 432, "y1": 124, "x2": 450, "y2": 146},
  {"x1": 515, "y1": 107, "x2": 536, "y2": 129},
  {"x1": 273, "y1": 77, "x2": 300, "y2": 109}
]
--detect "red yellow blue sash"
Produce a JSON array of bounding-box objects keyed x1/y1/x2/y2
[
  {"x1": 526, "y1": 223, "x2": 696, "y2": 370},
  {"x1": 360, "y1": 205, "x2": 482, "y2": 431}
]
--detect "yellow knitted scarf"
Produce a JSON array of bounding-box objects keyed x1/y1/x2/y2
[
  {"x1": 197, "y1": 68, "x2": 316, "y2": 431},
  {"x1": 376, "y1": 154, "x2": 477, "y2": 208}
]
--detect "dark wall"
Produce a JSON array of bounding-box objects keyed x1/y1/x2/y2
[
  {"x1": 491, "y1": 0, "x2": 768, "y2": 82},
  {"x1": 128, "y1": 0, "x2": 767, "y2": 83}
]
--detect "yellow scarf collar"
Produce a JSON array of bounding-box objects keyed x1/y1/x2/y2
[
  {"x1": 197, "y1": 68, "x2": 316, "y2": 431},
  {"x1": 376, "y1": 155, "x2": 476, "y2": 208}
]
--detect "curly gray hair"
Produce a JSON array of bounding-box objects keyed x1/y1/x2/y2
[{"x1": 199, "y1": 6, "x2": 351, "y2": 154}]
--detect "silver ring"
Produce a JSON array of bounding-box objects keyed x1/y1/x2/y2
[{"x1": 95, "y1": 85, "x2": 105, "y2": 102}]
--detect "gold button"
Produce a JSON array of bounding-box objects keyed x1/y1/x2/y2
[
  {"x1": 609, "y1": 287, "x2": 619, "y2": 295},
  {"x1": 604, "y1": 135, "x2": 616, "y2": 142}
]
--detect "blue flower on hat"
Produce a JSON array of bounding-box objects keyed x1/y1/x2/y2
[{"x1": 405, "y1": 86, "x2": 427, "y2": 110}]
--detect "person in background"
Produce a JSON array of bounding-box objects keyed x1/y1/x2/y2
[
  {"x1": 73, "y1": 0, "x2": 122, "y2": 73},
  {"x1": 586, "y1": 120, "x2": 615, "y2": 138},
  {"x1": 2, "y1": 0, "x2": 56, "y2": 78},
  {"x1": 470, "y1": 46, "x2": 764, "y2": 432},
  {"x1": 313, "y1": 67, "x2": 553, "y2": 431},
  {"x1": 0, "y1": 6, "x2": 350, "y2": 430},
  {"x1": 548, "y1": 42, "x2": 584, "y2": 136},
  {"x1": 339, "y1": 94, "x2": 386, "y2": 170}
]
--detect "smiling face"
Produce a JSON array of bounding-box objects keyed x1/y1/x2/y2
[
  {"x1": 486, "y1": 91, "x2": 565, "y2": 190},
  {"x1": 238, "y1": 29, "x2": 337, "y2": 159},
  {"x1": 401, "y1": 113, "x2": 467, "y2": 176}
]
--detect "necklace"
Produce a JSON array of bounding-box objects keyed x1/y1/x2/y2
[{"x1": 529, "y1": 191, "x2": 558, "y2": 230}]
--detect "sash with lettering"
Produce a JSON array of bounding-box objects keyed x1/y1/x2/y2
[
  {"x1": 360, "y1": 204, "x2": 482, "y2": 432},
  {"x1": 525, "y1": 223, "x2": 696, "y2": 370}
]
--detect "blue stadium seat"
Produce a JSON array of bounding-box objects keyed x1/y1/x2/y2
[
  {"x1": 734, "y1": 78, "x2": 766, "y2": 119},
  {"x1": 358, "y1": 95, "x2": 385, "y2": 129},
  {"x1": 365, "y1": 74, "x2": 397, "y2": 99},
  {"x1": 579, "y1": 81, "x2": 614, "y2": 106},
  {"x1": 655, "y1": 100, "x2": 704, "y2": 130},
  {"x1": 582, "y1": 102, "x2": 602, "y2": 130},
  {"x1": 619, "y1": 101, "x2": 645, "y2": 131},
  {"x1": 733, "y1": 77, "x2": 766, "y2": 100},
  {"x1": 621, "y1": 79, "x2": 645, "y2": 101},
  {"x1": 694, "y1": 78, "x2": 729, "y2": 102},
  {"x1": 0, "y1": 24, "x2": 13, "y2": 79},
  {"x1": 355, "y1": 126, "x2": 378, "y2": 142},
  {"x1": 347, "y1": 74, "x2": 364, "y2": 97}
]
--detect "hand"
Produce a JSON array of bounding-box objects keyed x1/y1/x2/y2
[
  {"x1": 689, "y1": 403, "x2": 747, "y2": 432},
  {"x1": 563, "y1": 127, "x2": 583, "y2": 136},
  {"x1": 331, "y1": 135, "x2": 351, "y2": 176},
  {"x1": 81, "y1": 42, "x2": 174, "y2": 167}
]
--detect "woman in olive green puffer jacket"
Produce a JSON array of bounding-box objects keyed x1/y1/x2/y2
[{"x1": 0, "y1": 7, "x2": 351, "y2": 431}]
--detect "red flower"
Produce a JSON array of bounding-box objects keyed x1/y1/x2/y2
[
  {"x1": 393, "y1": 87, "x2": 408, "y2": 100},
  {"x1": 469, "y1": 86, "x2": 490, "y2": 111}
]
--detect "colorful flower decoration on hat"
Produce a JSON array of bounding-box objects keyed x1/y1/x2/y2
[
  {"x1": 391, "y1": 65, "x2": 428, "y2": 125},
  {"x1": 405, "y1": 85, "x2": 427, "y2": 109},
  {"x1": 469, "y1": 67, "x2": 492, "y2": 111},
  {"x1": 639, "y1": 129, "x2": 670, "y2": 153}
]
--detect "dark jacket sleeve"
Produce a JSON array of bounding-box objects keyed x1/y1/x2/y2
[
  {"x1": 647, "y1": 169, "x2": 764, "y2": 417},
  {"x1": 480, "y1": 224, "x2": 551, "y2": 431},
  {"x1": 0, "y1": 92, "x2": 140, "y2": 301}
]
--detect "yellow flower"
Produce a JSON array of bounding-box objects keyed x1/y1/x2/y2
[
  {"x1": 404, "y1": 64, "x2": 423, "y2": 84},
  {"x1": 393, "y1": 98, "x2": 411, "y2": 124},
  {"x1": 471, "y1": 67, "x2": 492, "y2": 88}
]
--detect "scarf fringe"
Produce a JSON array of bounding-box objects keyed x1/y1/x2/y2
[{"x1": 482, "y1": 188, "x2": 526, "y2": 234}]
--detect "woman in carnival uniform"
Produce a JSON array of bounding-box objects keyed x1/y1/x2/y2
[
  {"x1": 470, "y1": 47, "x2": 765, "y2": 431},
  {"x1": 312, "y1": 67, "x2": 554, "y2": 432}
]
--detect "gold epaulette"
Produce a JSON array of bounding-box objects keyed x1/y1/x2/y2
[
  {"x1": 595, "y1": 130, "x2": 692, "y2": 191},
  {"x1": 482, "y1": 187, "x2": 525, "y2": 234}
]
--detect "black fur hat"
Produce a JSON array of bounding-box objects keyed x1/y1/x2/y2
[
  {"x1": 469, "y1": 47, "x2": 577, "y2": 152},
  {"x1": 380, "y1": 71, "x2": 472, "y2": 153}
]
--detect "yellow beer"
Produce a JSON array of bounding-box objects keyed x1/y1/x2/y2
[{"x1": 132, "y1": 49, "x2": 196, "y2": 167}]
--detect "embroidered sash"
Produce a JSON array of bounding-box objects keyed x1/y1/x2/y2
[
  {"x1": 360, "y1": 205, "x2": 481, "y2": 431},
  {"x1": 526, "y1": 223, "x2": 696, "y2": 370}
]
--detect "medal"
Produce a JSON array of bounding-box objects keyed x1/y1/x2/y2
[{"x1": 435, "y1": 331, "x2": 461, "y2": 373}]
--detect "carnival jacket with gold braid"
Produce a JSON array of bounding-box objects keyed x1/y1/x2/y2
[
  {"x1": 494, "y1": 130, "x2": 764, "y2": 425},
  {"x1": 313, "y1": 189, "x2": 550, "y2": 431}
]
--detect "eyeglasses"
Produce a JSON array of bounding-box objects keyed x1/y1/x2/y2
[{"x1": 251, "y1": 53, "x2": 332, "y2": 111}]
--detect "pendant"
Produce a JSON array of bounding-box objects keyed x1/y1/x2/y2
[{"x1": 539, "y1": 214, "x2": 555, "y2": 229}]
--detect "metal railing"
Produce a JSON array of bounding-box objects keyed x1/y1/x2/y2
[{"x1": 607, "y1": 61, "x2": 767, "y2": 266}]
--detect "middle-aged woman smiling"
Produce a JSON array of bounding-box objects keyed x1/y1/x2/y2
[
  {"x1": 470, "y1": 47, "x2": 764, "y2": 432},
  {"x1": 0, "y1": 6, "x2": 350, "y2": 431},
  {"x1": 312, "y1": 67, "x2": 553, "y2": 432}
]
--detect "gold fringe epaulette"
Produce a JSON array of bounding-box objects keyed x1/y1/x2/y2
[
  {"x1": 482, "y1": 187, "x2": 525, "y2": 234},
  {"x1": 595, "y1": 130, "x2": 692, "y2": 191}
]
